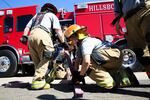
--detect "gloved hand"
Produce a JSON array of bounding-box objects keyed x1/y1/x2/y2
[
  {"x1": 60, "y1": 42, "x2": 69, "y2": 50},
  {"x1": 20, "y1": 35, "x2": 28, "y2": 45},
  {"x1": 72, "y1": 71, "x2": 85, "y2": 85}
]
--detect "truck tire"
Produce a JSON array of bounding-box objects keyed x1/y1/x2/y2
[
  {"x1": 0, "y1": 50, "x2": 17, "y2": 77},
  {"x1": 121, "y1": 49, "x2": 137, "y2": 68},
  {"x1": 114, "y1": 39, "x2": 143, "y2": 71}
]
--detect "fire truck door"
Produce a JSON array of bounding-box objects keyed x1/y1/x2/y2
[
  {"x1": 101, "y1": 13, "x2": 116, "y2": 36},
  {"x1": 76, "y1": 14, "x2": 103, "y2": 39},
  {"x1": 0, "y1": 16, "x2": 4, "y2": 44}
]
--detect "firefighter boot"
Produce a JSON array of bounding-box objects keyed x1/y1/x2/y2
[
  {"x1": 118, "y1": 67, "x2": 139, "y2": 87},
  {"x1": 43, "y1": 83, "x2": 51, "y2": 89},
  {"x1": 117, "y1": 68, "x2": 132, "y2": 87},
  {"x1": 120, "y1": 71, "x2": 131, "y2": 87},
  {"x1": 109, "y1": 69, "x2": 130, "y2": 88},
  {"x1": 45, "y1": 67, "x2": 57, "y2": 84},
  {"x1": 31, "y1": 79, "x2": 50, "y2": 90},
  {"x1": 125, "y1": 67, "x2": 139, "y2": 86}
]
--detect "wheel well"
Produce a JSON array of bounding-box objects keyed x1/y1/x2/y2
[
  {"x1": 114, "y1": 38, "x2": 127, "y2": 45},
  {"x1": 0, "y1": 46, "x2": 19, "y2": 64}
]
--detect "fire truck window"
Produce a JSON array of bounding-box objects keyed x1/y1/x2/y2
[
  {"x1": 17, "y1": 14, "x2": 33, "y2": 32},
  {"x1": 4, "y1": 17, "x2": 13, "y2": 33},
  {"x1": 60, "y1": 20, "x2": 74, "y2": 27}
]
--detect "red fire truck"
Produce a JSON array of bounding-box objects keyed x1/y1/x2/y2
[
  {"x1": 0, "y1": 1, "x2": 132, "y2": 77},
  {"x1": 0, "y1": 5, "x2": 75, "y2": 77},
  {"x1": 74, "y1": 0, "x2": 126, "y2": 43},
  {"x1": 0, "y1": 5, "x2": 38, "y2": 77}
]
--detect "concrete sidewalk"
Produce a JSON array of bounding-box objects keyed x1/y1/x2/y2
[{"x1": 134, "y1": 72, "x2": 149, "y2": 80}]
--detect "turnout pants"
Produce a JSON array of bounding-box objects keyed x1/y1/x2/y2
[
  {"x1": 89, "y1": 48, "x2": 123, "y2": 89},
  {"x1": 28, "y1": 28, "x2": 54, "y2": 81},
  {"x1": 125, "y1": 2, "x2": 150, "y2": 57},
  {"x1": 125, "y1": 2, "x2": 150, "y2": 71}
]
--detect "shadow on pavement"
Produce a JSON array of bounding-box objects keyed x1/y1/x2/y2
[
  {"x1": 53, "y1": 83, "x2": 150, "y2": 93},
  {"x1": 37, "y1": 94, "x2": 89, "y2": 100},
  {"x1": 111, "y1": 87, "x2": 150, "y2": 98},
  {"x1": 37, "y1": 94, "x2": 57, "y2": 100},
  {"x1": 1, "y1": 81, "x2": 30, "y2": 89},
  {"x1": 53, "y1": 83, "x2": 150, "y2": 99},
  {"x1": 1, "y1": 81, "x2": 150, "y2": 99},
  {"x1": 52, "y1": 84, "x2": 73, "y2": 93}
]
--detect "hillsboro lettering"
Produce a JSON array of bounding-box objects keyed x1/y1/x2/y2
[{"x1": 89, "y1": 4, "x2": 114, "y2": 12}]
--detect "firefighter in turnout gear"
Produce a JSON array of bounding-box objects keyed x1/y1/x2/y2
[
  {"x1": 20, "y1": 3, "x2": 67, "y2": 90},
  {"x1": 65, "y1": 24, "x2": 139, "y2": 89},
  {"x1": 113, "y1": 0, "x2": 150, "y2": 76}
]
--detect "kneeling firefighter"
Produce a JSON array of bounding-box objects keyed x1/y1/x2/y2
[
  {"x1": 20, "y1": 3, "x2": 68, "y2": 90},
  {"x1": 64, "y1": 24, "x2": 139, "y2": 89}
]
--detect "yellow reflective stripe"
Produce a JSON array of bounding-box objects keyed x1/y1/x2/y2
[
  {"x1": 119, "y1": 69, "x2": 131, "y2": 86},
  {"x1": 120, "y1": 77, "x2": 131, "y2": 86},
  {"x1": 31, "y1": 80, "x2": 46, "y2": 89},
  {"x1": 97, "y1": 78, "x2": 114, "y2": 89}
]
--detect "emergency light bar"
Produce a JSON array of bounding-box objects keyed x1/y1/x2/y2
[
  {"x1": 0, "y1": 11, "x2": 5, "y2": 16},
  {"x1": 77, "y1": 3, "x2": 88, "y2": 9}
]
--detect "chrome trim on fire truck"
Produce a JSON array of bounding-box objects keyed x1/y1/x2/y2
[
  {"x1": 0, "y1": 56, "x2": 10, "y2": 72},
  {"x1": 59, "y1": 19, "x2": 73, "y2": 22},
  {"x1": 21, "y1": 55, "x2": 33, "y2": 64}
]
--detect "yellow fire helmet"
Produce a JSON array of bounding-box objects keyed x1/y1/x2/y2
[{"x1": 64, "y1": 24, "x2": 88, "y2": 40}]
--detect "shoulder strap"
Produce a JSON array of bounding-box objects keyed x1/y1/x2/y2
[
  {"x1": 50, "y1": 16, "x2": 61, "y2": 44},
  {"x1": 31, "y1": 12, "x2": 46, "y2": 29}
]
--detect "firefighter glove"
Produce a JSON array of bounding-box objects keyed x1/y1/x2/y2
[
  {"x1": 20, "y1": 35, "x2": 28, "y2": 45},
  {"x1": 60, "y1": 42, "x2": 69, "y2": 50},
  {"x1": 72, "y1": 71, "x2": 85, "y2": 85},
  {"x1": 43, "y1": 46, "x2": 65, "y2": 60}
]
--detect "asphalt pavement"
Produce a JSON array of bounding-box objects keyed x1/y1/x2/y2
[{"x1": 0, "y1": 72, "x2": 150, "y2": 100}]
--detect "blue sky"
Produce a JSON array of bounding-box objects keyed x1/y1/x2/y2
[{"x1": 0, "y1": 0, "x2": 101, "y2": 11}]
